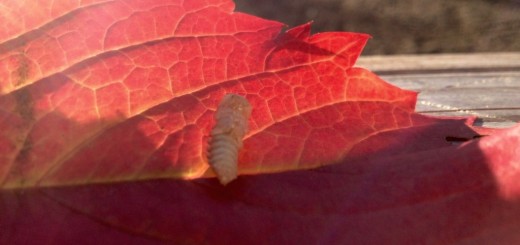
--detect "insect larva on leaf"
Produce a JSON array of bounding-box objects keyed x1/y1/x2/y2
[{"x1": 209, "y1": 94, "x2": 252, "y2": 185}]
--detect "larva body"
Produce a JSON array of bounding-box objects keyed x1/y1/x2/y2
[{"x1": 209, "y1": 94, "x2": 252, "y2": 185}]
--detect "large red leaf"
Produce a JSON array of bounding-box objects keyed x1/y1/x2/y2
[
  {"x1": 4, "y1": 125, "x2": 520, "y2": 244},
  {"x1": 1, "y1": 0, "x2": 519, "y2": 244}
]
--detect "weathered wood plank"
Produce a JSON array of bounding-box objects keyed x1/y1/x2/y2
[
  {"x1": 357, "y1": 53, "x2": 520, "y2": 128},
  {"x1": 356, "y1": 52, "x2": 520, "y2": 74}
]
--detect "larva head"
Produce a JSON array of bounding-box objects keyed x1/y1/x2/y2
[{"x1": 219, "y1": 94, "x2": 252, "y2": 118}]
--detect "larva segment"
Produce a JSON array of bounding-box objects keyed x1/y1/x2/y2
[{"x1": 209, "y1": 94, "x2": 252, "y2": 185}]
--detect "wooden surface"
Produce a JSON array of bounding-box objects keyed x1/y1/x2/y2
[{"x1": 356, "y1": 52, "x2": 520, "y2": 128}]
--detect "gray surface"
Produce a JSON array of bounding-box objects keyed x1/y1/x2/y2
[
  {"x1": 357, "y1": 53, "x2": 520, "y2": 128},
  {"x1": 382, "y1": 72, "x2": 520, "y2": 128}
]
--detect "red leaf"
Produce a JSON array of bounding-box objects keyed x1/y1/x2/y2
[{"x1": 1, "y1": 0, "x2": 519, "y2": 244}]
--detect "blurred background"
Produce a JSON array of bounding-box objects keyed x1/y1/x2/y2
[{"x1": 235, "y1": 0, "x2": 520, "y2": 55}]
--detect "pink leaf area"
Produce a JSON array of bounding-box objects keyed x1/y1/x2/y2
[{"x1": 1, "y1": 0, "x2": 519, "y2": 244}]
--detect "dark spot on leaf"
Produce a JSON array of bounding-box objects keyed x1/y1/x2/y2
[
  {"x1": 445, "y1": 135, "x2": 486, "y2": 145},
  {"x1": 14, "y1": 139, "x2": 32, "y2": 164},
  {"x1": 14, "y1": 90, "x2": 34, "y2": 122},
  {"x1": 9, "y1": 138, "x2": 33, "y2": 186},
  {"x1": 16, "y1": 52, "x2": 30, "y2": 87}
]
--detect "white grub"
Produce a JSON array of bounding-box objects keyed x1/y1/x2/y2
[{"x1": 209, "y1": 94, "x2": 252, "y2": 185}]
